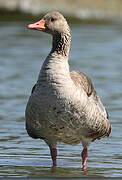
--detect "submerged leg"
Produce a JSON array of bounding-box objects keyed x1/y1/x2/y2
[
  {"x1": 81, "y1": 147, "x2": 88, "y2": 171},
  {"x1": 49, "y1": 146, "x2": 57, "y2": 172}
]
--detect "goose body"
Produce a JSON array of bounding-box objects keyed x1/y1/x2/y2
[{"x1": 25, "y1": 12, "x2": 111, "y2": 171}]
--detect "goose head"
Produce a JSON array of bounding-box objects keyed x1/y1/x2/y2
[{"x1": 28, "y1": 12, "x2": 70, "y2": 36}]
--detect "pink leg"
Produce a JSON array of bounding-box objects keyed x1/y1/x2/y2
[
  {"x1": 81, "y1": 147, "x2": 88, "y2": 171},
  {"x1": 49, "y1": 146, "x2": 57, "y2": 172}
]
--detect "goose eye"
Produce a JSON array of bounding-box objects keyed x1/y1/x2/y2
[{"x1": 51, "y1": 18, "x2": 55, "y2": 22}]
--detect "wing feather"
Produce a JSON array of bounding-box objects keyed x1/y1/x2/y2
[{"x1": 70, "y1": 70, "x2": 111, "y2": 139}]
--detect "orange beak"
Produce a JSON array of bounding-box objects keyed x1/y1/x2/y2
[{"x1": 28, "y1": 19, "x2": 45, "y2": 31}]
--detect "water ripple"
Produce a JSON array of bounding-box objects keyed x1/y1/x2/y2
[{"x1": 0, "y1": 22, "x2": 122, "y2": 177}]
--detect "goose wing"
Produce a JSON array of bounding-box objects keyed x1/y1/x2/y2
[
  {"x1": 70, "y1": 70, "x2": 94, "y2": 97},
  {"x1": 70, "y1": 70, "x2": 111, "y2": 140}
]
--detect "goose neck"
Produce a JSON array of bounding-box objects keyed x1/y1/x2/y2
[{"x1": 51, "y1": 33, "x2": 71, "y2": 58}]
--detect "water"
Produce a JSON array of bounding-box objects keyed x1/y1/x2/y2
[{"x1": 0, "y1": 21, "x2": 122, "y2": 178}]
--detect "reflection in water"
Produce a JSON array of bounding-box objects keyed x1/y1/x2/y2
[{"x1": 0, "y1": 22, "x2": 122, "y2": 177}]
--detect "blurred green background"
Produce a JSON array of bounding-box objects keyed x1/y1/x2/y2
[{"x1": 0, "y1": 0, "x2": 122, "y2": 23}]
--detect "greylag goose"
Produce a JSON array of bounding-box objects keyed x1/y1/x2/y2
[{"x1": 25, "y1": 12, "x2": 111, "y2": 171}]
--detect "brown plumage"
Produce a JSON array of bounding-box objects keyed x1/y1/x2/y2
[
  {"x1": 70, "y1": 70, "x2": 111, "y2": 141},
  {"x1": 70, "y1": 71, "x2": 94, "y2": 96}
]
